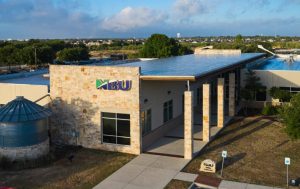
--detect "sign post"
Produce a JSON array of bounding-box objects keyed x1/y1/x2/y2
[
  {"x1": 221, "y1": 150, "x2": 227, "y2": 177},
  {"x1": 285, "y1": 157, "x2": 290, "y2": 188}
]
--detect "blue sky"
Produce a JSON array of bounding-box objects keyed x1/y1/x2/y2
[{"x1": 0, "y1": 0, "x2": 300, "y2": 39}]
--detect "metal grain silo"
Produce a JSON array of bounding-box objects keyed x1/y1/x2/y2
[{"x1": 0, "y1": 96, "x2": 51, "y2": 160}]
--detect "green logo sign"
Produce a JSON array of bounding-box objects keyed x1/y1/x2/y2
[{"x1": 96, "y1": 79, "x2": 132, "y2": 91}]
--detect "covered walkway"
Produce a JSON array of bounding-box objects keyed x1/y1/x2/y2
[{"x1": 144, "y1": 109, "x2": 231, "y2": 158}]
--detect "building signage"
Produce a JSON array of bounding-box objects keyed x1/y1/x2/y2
[
  {"x1": 96, "y1": 79, "x2": 132, "y2": 91},
  {"x1": 200, "y1": 159, "x2": 216, "y2": 173}
]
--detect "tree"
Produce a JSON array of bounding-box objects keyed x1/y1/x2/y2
[
  {"x1": 240, "y1": 70, "x2": 264, "y2": 115},
  {"x1": 140, "y1": 34, "x2": 192, "y2": 58},
  {"x1": 235, "y1": 34, "x2": 243, "y2": 44},
  {"x1": 57, "y1": 47, "x2": 90, "y2": 62},
  {"x1": 280, "y1": 93, "x2": 300, "y2": 139}
]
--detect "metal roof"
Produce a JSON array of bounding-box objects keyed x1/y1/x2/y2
[
  {"x1": 118, "y1": 53, "x2": 265, "y2": 80},
  {"x1": 0, "y1": 96, "x2": 51, "y2": 122},
  {"x1": 0, "y1": 73, "x2": 50, "y2": 86}
]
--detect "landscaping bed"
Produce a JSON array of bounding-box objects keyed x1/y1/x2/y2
[{"x1": 183, "y1": 116, "x2": 300, "y2": 188}]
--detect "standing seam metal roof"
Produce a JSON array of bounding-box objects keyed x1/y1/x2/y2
[{"x1": 0, "y1": 96, "x2": 51, "y2": 122}]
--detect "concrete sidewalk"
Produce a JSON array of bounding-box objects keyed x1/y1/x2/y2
[
  {"x1": 219, "y1": 180, "x2": 282, "y2": 189},
  {"x1": 175, "y1": 172, "x2": 283, "y2": 189},
  {"x1": 93, "y1": 154, "x2": 189, "y2": 189}
]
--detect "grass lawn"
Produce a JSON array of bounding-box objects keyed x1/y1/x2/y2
[
  {"x1": 183, "y1": 116, "x2": 300, "y2": 188},
  {"x1": 0, "y1": 148, "x2": 135, "y2": 189},
  {"x1": 164, "y1": 179, "x2": 192, "y2": 189}
]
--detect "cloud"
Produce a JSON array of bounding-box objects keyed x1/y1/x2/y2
[
  {"x1": 101, "y1": 6, "x2": 167, "y2": 32},
  {"x1": 172, "y1": 0, "x2": 211, "y2": 22},
  {"x1": 0, "y1": 0, "x2": 99, "y2": 38}
]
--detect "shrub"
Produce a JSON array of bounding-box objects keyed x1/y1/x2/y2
[
  {"x1": 269, "y1": 87, "x2": 292, "y2": 102},
  {"x1": 279, "y1": 93, "x2": 300, "y2": 139},
  {"x1": 261, "y1": 105, "x2": 279, "y2": 115}
]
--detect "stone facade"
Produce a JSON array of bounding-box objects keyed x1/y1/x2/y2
[
  {"x1": 217, "y1": 78, "x2": 225, "y2": 128},
  {"x1": 50, "y1": 65, "x2": 141, "y2": 155},
  {"x1": 184, "y1": 91, "x2": 193, "y2": 159},
  {"x1": 0, "y1": 139, "x2": 49, "y2": 160},
  {"x1": 229, "y1": 73, "x2": 236, "y2": 116},
  {"x1": 202, "y1": 84, "x2": 210, "y2": 142}
]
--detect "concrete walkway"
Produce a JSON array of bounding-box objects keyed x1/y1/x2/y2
[
  {"x1": 93, "y1": 154, "x2": 190, "y2": 189},
  {"x1": 219, "y1": 181, "x2": 282, "y2": 189},
  {"x1": 174, "y1": 172, "x2": 283, "y2": 189}
]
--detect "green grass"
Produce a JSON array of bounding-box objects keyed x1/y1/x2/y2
[
  {"x1": 164, "y1": 179, "x2": 192, "y2": 189},
  {"x1": 183, "y1": 116, "x2": 300, "y2": 188},
  {"x1": 0, "y1": 148, "x2": 135, "y2": 189}
]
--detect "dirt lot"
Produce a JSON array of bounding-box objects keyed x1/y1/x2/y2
[
  {"x1": 183, "y1": 116, "x2": 300, "y2": 188},
  {"x1": 0, "y1": 148, "x2": 135, "y2": 189}
]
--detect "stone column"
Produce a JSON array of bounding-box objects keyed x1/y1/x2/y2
[
  {"x1": 229, "y1": 73, "x2": 236, "y2": 116},
  {"x1": 203, "y1": 84, "x2": 210, "y2": 142},
  {"x1": 184, "y1": 91, "x2": 193, "y2": 159},
  {"x1": 217, "y1": 78, "x2": 225, "y2": 128}
]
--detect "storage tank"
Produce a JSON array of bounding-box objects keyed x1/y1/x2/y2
[{"x1": 0, "y1": 96, "x2": 51, "y2": 160}]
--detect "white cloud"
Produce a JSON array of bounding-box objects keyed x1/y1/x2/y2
[
  {"x1": 101, "y1": 6, "x2": 167, "y2": 32},
  {"x1": 172, "y1": 0, "x2": 209, "y2": 21}
]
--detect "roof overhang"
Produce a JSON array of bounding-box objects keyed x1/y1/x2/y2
[
  {"x1": 140, "y1": 75, "x2": 196, "y2": 81},
  {"x1": 140, "y1": 53, "x2": 267, "y2": 82}
]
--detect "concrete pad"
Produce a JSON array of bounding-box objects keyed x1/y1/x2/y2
[
  {"x1": 219, "y1": 180, "x2": 247, "y2": 189},
  {"x1": 129, "y1": 154, "x2": 160, "y2": 166},
  {"x1": 108, "y1": 164, "x2": 146, "y2": 183},
  {"x1": 150, "y1": 156, "x2": 189, "y2": 171},
  {"x1": 130, "y1": 167, "x2": 178, "y2": 189},
  {"x1": 93, "y1": 180, "x2": 127, "y2": 189},
  {"x1": 123, "y1": 184, "x2": 153, "y2": 189},
  {"x1": 174, "y1": 172, "x2": 198, "y2": 182},
  {"x1": 246, "y1": 184, "x2": 276, "y2": 189}
]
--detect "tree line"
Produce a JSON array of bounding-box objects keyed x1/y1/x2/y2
[{"x1": 0, "y1": 40, "x2": 89, "y2": 68}]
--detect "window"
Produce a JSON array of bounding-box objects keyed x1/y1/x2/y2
[
  {"x1": 102, "y1": 112, "x2": 130, "y2": 145},
  {"x1": 141, "y1": 109, "x2": 152, "y2": 135},
  {"x1": 163, "y1": 100, "x2": 173, "y2": 123},
  {"x1": 255, "y1": 87, "x2": 267, "y2": 101}
]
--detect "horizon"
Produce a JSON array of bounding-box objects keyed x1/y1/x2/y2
[{"x1": 1, "y1": 0, "x2": 300, "y2": 39}]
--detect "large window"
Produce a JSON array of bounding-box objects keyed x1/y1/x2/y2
[
  {"x1": 102, "y1": 112, "x2": 130, "y2": 145},
  {"x1": 255, "y1": 87, "x2": 267, "y2": 101},
  {"x1": 141, "y1": 109, "x2": 152, "y2": 135},
  {"x1": 163, "y1": 100, "x2": 173, "y2": 123}
]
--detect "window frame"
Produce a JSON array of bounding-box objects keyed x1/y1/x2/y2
[
  {"x1": 102, "y1": 112, "x2": 131, "y2": 146},
  {"x1": 163, "y1": 100, "x2": 173, "y2": 123}
]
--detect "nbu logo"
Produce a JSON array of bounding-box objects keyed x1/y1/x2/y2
[{"x1": 96, "y1": 79, "x2": 132, "y2": 91}]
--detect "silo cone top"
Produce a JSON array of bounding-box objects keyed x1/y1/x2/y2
[{"x1": 0, "y1": 96, "x2": 51, "y2": 122}]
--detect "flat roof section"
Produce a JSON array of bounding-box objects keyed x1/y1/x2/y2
[
  {"x1": 0, "y1": 74, "x2": 49, "y2": 86},
  {"x1": 119, "y1": 53, "x2": 265, "y2": 81}
]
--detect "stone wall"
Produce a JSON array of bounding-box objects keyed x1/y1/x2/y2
[
  {"x1": 0, "y1": 139, "x2": 49, "y2": 160},
  {"x1": 49, "y1": 65, "x2": 141, "y2": 155}
]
